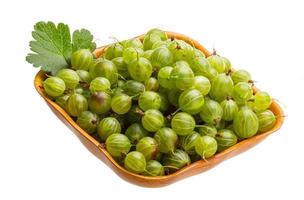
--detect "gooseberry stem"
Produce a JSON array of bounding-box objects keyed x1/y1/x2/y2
[
  {"x1": 79, "y1": 81, "x2": 90, "y2": 89},
  {"x1": 152, "y1": 68, "x2": 158, "y2": 77},
  {"x1": 134, "y1": 107, "x2": 145, "y2": 116},
  {"x1": 201, "y1": 152, "x2": 209, "y2": 163},
  {"x1": 64, "y1": 89, "x2": 73, "y2": 94},
  {"x1": 135, "y1": 49, "x2": 140, "y2": 61},
  {"x1": 44, "y1": 73, "x2": 51, "y2": 78},
  {"x1": 109, "y1": 36, "x2": 123, "y2": 46},
  {"x1": 248, "y1": 79, "x2": 254, "y2": 86},
  {"x1": 212, "y1": 48, "x2": 217, "y2": 56},
  {"x1": 130, "y1": 93, "x2": 140, "y2": 99},
  {"x1": 166, "y1": 108, "x2": 181, "y2": 122},
  {"x1": 275, "y1": 114, "x2": 288, "y2": 118},
  {"x1": 226, "y1": 96, "x2": 233, "y2": 100},
  {"x1": 108, "y1": 89, "x2": 114, "y2": 94},
  {"x1": 117, "y1": 73, "x2": 127, "y2": 81},
  {"x1": 163, "y1": 165, "x2": 180, "y2": 170},
  {"x1": 214, "y1": 118, "x2": 221, "y2": 126},
  {"x1": 170, "y1": 108, "x2": 181, "y2": 116},
  {"x1": 226, "y1": 69, "x2": 232, "y2": 76},
  {"x1": 195, "y1": 125, "x2": 207, "y2": 128}
]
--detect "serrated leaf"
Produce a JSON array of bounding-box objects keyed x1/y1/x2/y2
[
  {"x1": 72, "y1": 29, "x2": 96, "y2": 52},
  {"x1": 26, "y1": 21, "x2": 72, "y2": 75}
]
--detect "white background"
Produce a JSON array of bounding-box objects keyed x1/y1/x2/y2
[{"x1": 1, "y1": 0, "x2": 303, "y2": 199}]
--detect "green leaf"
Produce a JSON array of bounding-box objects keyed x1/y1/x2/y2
[
  {"x1": 26, "y1": 21, "x2": 72, "y2": 75},
  {"x1": 72, "y1": 29, "x2": 96, "y2": 52}
]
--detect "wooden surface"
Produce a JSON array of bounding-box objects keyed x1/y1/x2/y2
[{"x1": 34, "y1": 32, "x2": 284, "y2": 188}]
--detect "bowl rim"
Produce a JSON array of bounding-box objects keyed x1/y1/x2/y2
[{"x1": 34, "y1": 31, "x2": 285, "y2": 186}]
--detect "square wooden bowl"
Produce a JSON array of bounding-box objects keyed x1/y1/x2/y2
[{"x1": 34, "y1": 32, "x2": 284, "y2": 187}]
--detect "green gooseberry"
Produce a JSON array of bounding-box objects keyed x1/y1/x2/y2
[
  {"x1": 142, "y1": 50, "x2": 154, "y2": 60},
  {"x1": 55, "y1": 93, "x2": 71, "y2": 109},
  {"x1": 198, "y1": 124, "x2": 217, "y2": 137},
  {"x1": 76, "y1": 111, "x2": 99, "y2": 134},
  {"x1": 232, "y1": 82, "x2": 253, "y2": 105},
  {"x1": 167, "y1": 39, "x2": 194, "y2": 62},
  {"x1": 170, "y1": 61, "x2": 194, "y2": 90},
  {"x1": 180, "y1": 131, "x2": 200, "y2": 155},
  {"x1": 145, "y1": 77, "x2": 159, "y2": 92},
  {"x1": 105, "y1": 133, "x2": 131, "y2": 157},
  {"x1": 157, "y1": 66, "x2": 175, "y2": 89},
  {"x1": 123, "y1": 38, "x2": 143, "y2": 49},
  {"x1": 138, "y1": 91, "x2": 161, "y2": 111},
  {"x1": 66, "y1": 93, "x2": 88, "y2": 117},
  {"x1": 190, "y1": 57, "x2": 212, "y2": 78},
  {"x1": 154, "y1": 128, "x2": 178, "y2": 154},
  {"x1": 171, "y1": 112, "x2": 196, "y2": 136},
  {"x1": 207, "y1": 54, "x2": 226, "y2": 73},
  {"x1": 178, "y1": 89, "x2": 204, "y2": 114},
  {"x1": 193, "y1": 48, "x2": 206, "y2": 58},
  {"x1": 209, "y1": 73, "x2": 234, "y2": 102},
  {"x1": 220, "y1": 99, "x2": 239, "y2": 121},
  {"x1": 89, "y1": 77, "x2": 111, "y2": 93},
  {"x1": 112, "y1": 57, "x2": 129, "y2": 79},
  {"x1": 56, "y1": 69, "x2": 80, "y2": 89},
  {"x1": 136, "y1": 137, "x2": 159, "y2": 160},
  {"x1": 88, "y1": 92, "x2": 111, "y2": 114},
  {"x1": 124, "y1": 151, "x2": 146, "y2": 174},
  {"x1": 90, "y1": 59, "x2": 118, "y2": 84},
  {"x1": 43, "y1": 77, "x2": 66, "y2": 98},
  {"x1": 71, "y1": 49, "x2": 94, "y2": 71},
  {"x1": 233, "y1": 107, "x2": 259, "y2": 139},
  {"x1": 97, "y1": 117, "x2": 121, "y2": 141},
  {"x1": 257, "y1": 110, "x2": 276, "y2": 132},
  {"x1": 128, "y1": 57, "x2": 152, "y2": 82},
  {"x1": 249, "y1": 91, "x2": 272, "y2": 112},
  {"x1": 143, "y1": 160, "x2": 164, "y2": 176},
  {"x1": 122, "y1": 47, "x2": 143, "y2": 64},
  {"x1": 141, "y1": 109, "x2": 164, "y2": 132},
  {"x1": 215, "y1": 129, "x2": 238, "y2": 152},
  {"x1": 200, "y1": 98, "x2": 223, "y2": 125},
  {"x1": 146, "y1": 28, "x2": 167, "y2": 41},
  {"x1": 193, "y1": 75, "x2": 211, "y2": 95},
  {"x1": 104, "y1": 43, "x2": 124, "y2": 60},
  {"x1": 231, "y1": 69, "x2": 252, "y2": 84},
  {"x1": 151, "y1": 40, "x2": 168, "y2": 49},
  {"x1": 195, "y1": 135, "x2": 218, "y2": 159},
  {"x1": 162, "y1": 149, "x2": 191, "y2": 172},
  {"x1": 143, "y1": 33, "x2": 162, "y2": 50},
  {"x1": 222, "y1": 57, "x2": 232, "y2": 73},
  {"x1": 150, "y1": 47, "x2": 174, "y2": 69},
  {"x1": 76, "y1": 70, "x2": 92, "y2": 83},
  {"x1": 74, "y1": 85, "x2": 90, "y2": 99},
  {"x1": 207, "y1": 67, "x2": 219, "y2": 81},
  {"x1": 122, "y1": 80, "x2": 145, "y2": 100},
  {"x1": 125, "y1": 123, "x2": 149, "y2": 144},
  {"x1": 111, "y1": 93, "x2": 132, "y2": 114}
]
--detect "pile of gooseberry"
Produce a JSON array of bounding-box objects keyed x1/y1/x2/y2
[{"x1": 43, "y1": 28, "x2": 277, "y2": 176}]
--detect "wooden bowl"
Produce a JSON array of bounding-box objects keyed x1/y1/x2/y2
[{"x1": 34, "y1": 32, "x2": 284, "y2": 187}]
